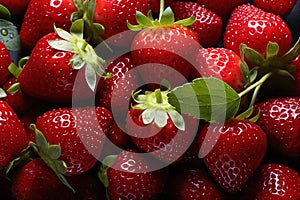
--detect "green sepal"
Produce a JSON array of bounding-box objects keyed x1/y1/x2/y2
[
  {"x1": 160, "y1": 7, "x2": 175, "y2": 26},
  {"x1": 0, "y1": 88, "x2": 7, "y2": 98},
  {"x1": 235, "y1": 106, "x2": 254, "y2": 120},
  {"x1": 280, "y1": 37, "x2": 300, "y2": 65},
  {"x1": 266, "y1": 42, "x2": 279, "y2": 60},
  {"x1": 0, "y1": 4, "x2": 11, "y2": 20},
  {"x1": 243, "y1": 45, "x2": 265, "y2": 66},
  {"x1": 6, "y1": 82, "x2": 20, "y2": 95},
  {"x1": 70, "y1": 0, "x2": 84, "y2": 22},
  {"x1": 70, "y1": 19, "x2": 84, "y2": 38},
  {"x1": 8, "y1": 62, "x2": 22, "y2": 78},
  {"x1": 249, "y1": 110, "x2": 261, "y2": 123},
  {"x1": 174, "y1": 16, "x2": 195, "y2": 26},
  {"x1": 168, "y1": 78, "x2": 241, "y2": 122},
  {"x1": 98, "y1": 155, "x2": 117, "y2": 188},
  {"x1": 29, "y1": 124, "x2": 75, "y2": 193}
]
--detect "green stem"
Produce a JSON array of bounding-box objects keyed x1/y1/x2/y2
[
  {"x1": 158, "y1": 0, "x2": 165, "y2": 21},
  {"x1": 155, "y1": 89, "x2": 163, "y2": 104},
  {"x1": 238, "y1": 72, "x2": 273, "y2": 98}
]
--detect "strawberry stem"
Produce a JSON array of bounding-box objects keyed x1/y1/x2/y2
[
  {"x1": 158, "y1": 0, "x2": 164, "y2": 21},
  {"x1": 155, "y1": 89, "x2": 163, "y2": 104}
]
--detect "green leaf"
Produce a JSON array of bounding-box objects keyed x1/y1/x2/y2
[
  {"x1": 249, "y1": 68, "x2": 258, "y2": 83},
  {"x1": 136, "y1": 11, "x2": 153, "y2": 27},
  {"x1": 160, "y1": 7, "x2": 175, "y2": 25},
  {"x1": 174, "y1": 16, "x2": 195, "y2": 26},
  {"x1": 48, "y1": 145, "x2": 61, "y2": 160},
  {"x1": 243, "y1": 46, "x2": 265, "y2": 66},
  {"x1": 168, "y1": 78, "x2": 241, "y2": 122},
  {"x1": 98, "y1": 155, "x2": 117, "y2": 188},
  {"x1": 8, "y1": 63, "x2": 22, "y2": 78},
  {"x1": 0, "y1": 88, "x2": 7, "y2": 98},
  {"x1": 266, "y1": 42, "x2": 279, "y2": 60},
  {"x1": 280, "y1": 37, "x2": 300, "y2": 64},
  {"x1": 93, "y1": 23, "x2": 105, "y2": 35},
  {"x1": 6, "y1": 82, "x2": 20, "y2": 95},
  {"x1": 30, "y1": 124, "x2": 49, "y2": 153},
  {"x1": 70, "y1": 19, "x2": 84, "y2": 38},
  {"x1": 240, "y1": 61, "x2": 250, "y2": 85},
  {"x1": 235, "y1": 106, "x2": 254, "y2": 120}
]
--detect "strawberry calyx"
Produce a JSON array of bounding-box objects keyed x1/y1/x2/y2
[
  {"x1": 127, "y1": 0, "x2": 195, "y2": 31},
  {"x1": 132, "y1": 89, "x2": 185, "y2": 131},
  {"x1": 27, "y1": 124, "x2": 75, "y2": 193},
  {"x1": 48, "y1": 26, "x2": 113, "y2": 92}
]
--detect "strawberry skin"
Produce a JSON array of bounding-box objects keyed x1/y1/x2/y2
[
  {"x1": 18, "y1": 32, "x2": 99, "y2": 104},
  {"x1": 35, "y1": 106, "x2": 113, "y2": 174},
  {"x1": 20, "y1": 0, "x2": 76, "y2": 49},
  {"x1": 254, "y1": 97, "x2": 300, "y2": 158},
  {"x1": 253, "y1": 0, "x2": 297, "y2": 17},
  {"x1": 0, "y1": 100, "x2": 29, "y2": 172},
  {"x1": 131, "y1": 25, "x2": 199, "y2": 89},
  {"x1": 171, "y1": 1, "x2": 222, "y2": 47},
  {"x1": 190, "y1": 48, "x2": 245, "y2": 92},
  {"x1": 166, "y1": 168, "x2": 227, "y2": 200},
  {"x1": 106, "y1": 150, "x2": 169, "y2": 200},
  {"x1": 223, "y1": 4, "x2": 292, "y2": 58},
  {"x1": 196, "y1": 0, "x2": 247, "y2": 20},
  {"x1": 242, "y1": 164, "x2": 300, "y2": 200},
  {"x1": 0, "y1": 0, "x2": 30, "y2": 15},
  {"x1": 11, "y1": 158, "x2": 72, "y2": 200},
  {"x1": 0, "y1": 41, "x2": 12, "y2": 86},
  {"x1": 198, "y1": 119, "x2": 267, "y2": 193},
  {"x1": 93, "y1": 0, "x2": 149, "y2": 46}
]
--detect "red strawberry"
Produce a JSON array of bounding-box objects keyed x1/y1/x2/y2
[
  {"x1": 171, "y1": 1, "x2": 222, "y2": 47},
  {"x1": 106, "y1": 120, "x2": 133, "y2": 150},
  {"x1": 19, "y1": 0, "x2": 77, "y2": 49},
  {"x1": 93, "y1": 0, "x2": 150, "y2": 46},
  {"x1": 190, "y1": 47, "x2": 245, "y2": 92},
  {"x1": 0, "y1": 100, "x2": 29, "y2": 173},
  {"x1": 254, "y1": 97, "x2": 300, "y2": 158},
  {"x1": 126, "y1": 89, "x2": 198, "y2": 164},
  {"x1": 128, "y1": 5, "x2": 200, "y2": 90},
  {"x1": 242, "y1": 164, "x2": 300, "y2": 200},
  {"x1": 96, "y1": 53, "x2": 140, "y2": 118},
  {"x1": 253, "y1": 0, "x2": 297, "y2": 17},
  {"x1": 102, "y1": 150, "x2": 169, "y2": 200},
  {"x1": 223, "y1": 4, "x2": 292, "y2": 58},
  {"x1": 196, "y1": 0, "x2": 247, "y2": 20},
  {"x1": 166, "y1": 168, "x2": 227, "y2": 200},
  {"x1": 34, "y1": 106, "x2": 113, "y2": 174},
  {"x1": 18, "y1": 28, "x2": 109, "y2": 104},
  {"x1": 10, "y1": 158, "x2": 72, "y2": 200},
  {"x1": 0, "y1": 41, "x2": 12, "y2": 86},
  {"x1": 0, "y1": 0, "x2": 30, "y2": 15},
  {"x1": 198, "y1": 119, "x2": 267, "y2": 193}
]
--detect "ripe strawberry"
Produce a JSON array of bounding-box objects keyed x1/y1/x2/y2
[
  {"x1": 0, "y1": 41, "x2": 12, "y2": 86},
  {"x1": 0, "y1": 0, "x2": 30, "y2": 15},
  {"x1": 223, "y1": 4, "x2": 292, "y2": 58},
  {"x1": 34, "y1": 106, "x2": 113, "y2": 174},
  {"x1": 0, "y1": 100, "x2": 29, "y2": 173},
  {"x1": 253, "y1": 0, "x2": 297, "y2": 17},
  {"x1": 102, "y1": 150, "x2": 169, "y2": 200},
  {"x1": 19, "y1": 0, "x2": 78, "y2": 49},
  {"x1": 198, "y1": 119, "x2": 267, "y2": 193},
  {"x1": 166, "y1": 168, "x2": 227, "y2": 200},
  {"x1": 128, "y1": 3, "x2": 199, "y2": 89},
  {"x1": 196, "y1": 0, "x2": 247, "y2": 20},
  {"x1": 190, "y1": 48, "x2": 245, "y2": 92},
  {"x1": 10, "y1": 158, "x2": 72, "y2": 200},
  {"x1": 96, "y1": 53, "x2": 140, "y2": 118},
  {"x1": 171, "y1": 1, "x2": 222, "y2": 47},
  {"x1": 242, "y1": 164, "x2": 300, "y2": 200},
  {"x1": 93, "y1": 0, "x2": 150, "y2": 46},
  {"x1": 106, "y1": 120, "x2": 133, "y2": 150},
  {"x1": 18, "y1": 28, "x2": 109, "y2": 104},
  {"x1": 126, "y1": 89, "x2": 198, "y2": 164},
  {"x1": 254, "y1": 97, "x2": 300, "y2": 158}
]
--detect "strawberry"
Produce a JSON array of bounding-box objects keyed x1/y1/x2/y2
[
  {"x1": 196, "y1": 0, "x2": 247, "y2": 20},
  {"x1": 93, "y1": 0, "x2": 150, "y2": 47},
  {"x1": 198, "y1": 119, "x2": 267, "y2": 193},
  {"x1": 189, "y1": 47, "x2": 245, "y2": 92},
  {"x1": 223, "y1": 4, "x2": 292, "y2": 58},
  {"x1": 34, "y1": 106, "x2": 113, "y2": 174},
  {"x1": 128, "y1": 1, "x2": 199, "y2": 89},
  {"x1": 253, "y1": 0, "x2": 297, "y2": 17},
  {"x1": 254, "y1": 97, "x2": 300, "y2": 158},
  {"x1": 19, "y1": 0, "x2": 78, "y2": 50},
  {"x1": 166, "y1": 168, "x2": 227, "y2": 200},
  {"x1": 0, "y1": 41, "x2": 12, "y2": 86},
  {"x1": 96, "y1": 53, "x2": 140, "y2": 119},
  {"x1": 100, "y1": 150, "x2": 169, "y2": 200},
  {"x1": 171, "y1": 1, "x2": 223, "y2": 47},
  {"x1": 18, "y1": 28, "x2": 110, "y2": 104},
  {"x1": 0, "y1": 100, "x2": 29, "y2": 173},
  {"x1": 242, "y1": 164, "x2": 300, "y2": 200},
  {"x1": 10, "y1": 158, "x2": 73, "y2": 200},
  {"x1": 0, "y1": 0, "x2": 30, "y2": 15},
  {"x1": 126, "y1": 89, "x2": 198, "y2": 164}
]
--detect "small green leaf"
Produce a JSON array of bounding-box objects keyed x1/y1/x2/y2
[
  {"x1": 168, "y1": 78, "x2": 241, "y2": 122},
  {"x1": 243, "y1": 46, "x2": 265, "y2": 66},
  {"x1": 0, "y1": 88, "x2": 7, "y2": 98},
  {"x1": 30, "y1": 124, "x2": 49, "y2": 153},
  {"x1": 174, "y1": 16, "x2": 195, "y2": 26},
  {"x1": 276, "y1": 69, "x2": 295, "y2": 80},
  {"x1": 240, "y1": 61, "x2": 250, "y2": 85},
  {"x1": 98, "y1": 155, "x2": 117, "y2": 188},
  {"x1": 93, "y1": 23, "x2": 105, "y2": 35},
  {"x1": 235, "y1": 106, "x2": 254, "y2": 120},
  {"x1": 280, "y1": 37, "x2": 300, "y2": 64},
  {"x1": 48, "y1": 145, "x2": 61, "y2": 160},
  {"x1": 160, "y1": 7, "x2": 175, "y2": 25},
  {"x1": 85, "y1": 65, "x2": 97, "y2": 91},
  {"x1": 266, "y1": 42, "x2": 279, "y2": 60},
  {"x1": 249, "y1": 110, "x2": 261, "y2": 123},
  {"x1": 8, "y1": 63, "x2": 22, "y2": 78},
  {"x1": 249, "y1": 68, "x2": 258, "y2": 83},
  {"x1": 70, "y1": 19, "x2": 84, "y2": 38},
  {"x1": 136, "y1": 11, "x2": 153, "y2": 27},
  {"x1": 6, "y1": 82, "x2": 20, "y2": 95}
]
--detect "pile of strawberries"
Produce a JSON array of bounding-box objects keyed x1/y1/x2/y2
[{"x1": 0, "y1": 0, "x2": 299, "y2": 199}]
